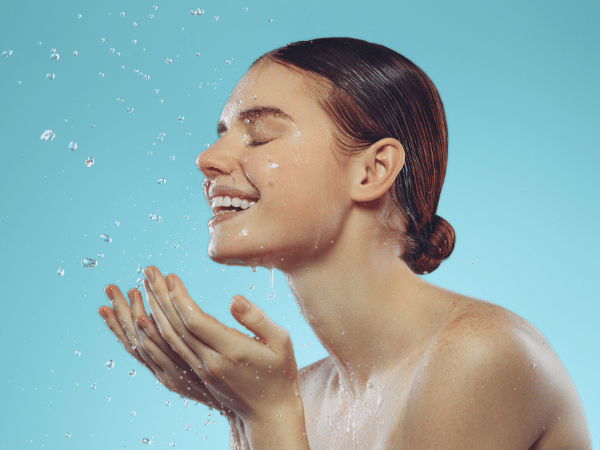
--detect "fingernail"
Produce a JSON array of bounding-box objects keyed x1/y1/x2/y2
[
  {"x1": 166, "y1": 275, "x2": 174, "y2": 291},
  {"x1": 127, "y1": 289, "x2": 134, "y2": 304},
  {"x1": 144, "y1": 267, "x2": 155, "y2": 284},
  {"x1": 104, "y1": 286, "x2": 114, "y2": 302},
  {"x1": 232, "y1": 296, "x2": 250, "y2": 314},
  {"x1": 98, "y1": 308, "x2": 107, "y2": 320}
]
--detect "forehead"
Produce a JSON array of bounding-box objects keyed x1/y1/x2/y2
[{"x1": 220, "y1": 63, "x2": 318, "y2": 124}]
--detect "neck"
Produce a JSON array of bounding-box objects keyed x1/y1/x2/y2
[{"x1": 280, "y1": 222, "x2": 452, "y2": 397}]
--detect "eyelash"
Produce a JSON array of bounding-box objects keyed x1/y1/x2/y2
[{"x1": 248, "y1": 139, "x2": 271, "y2": 147}]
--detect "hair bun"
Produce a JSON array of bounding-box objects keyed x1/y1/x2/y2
[{"x1": 409, "y1": 214, "x2": 456, "y2": 275}]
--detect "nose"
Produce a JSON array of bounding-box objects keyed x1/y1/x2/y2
[{"x1": 196, "y1": 139, "x2": 237, "y2": 178}]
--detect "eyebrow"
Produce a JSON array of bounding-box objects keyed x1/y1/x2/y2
[{"x1": 217, "y1": 106, "x2": 293, "y2": 136}]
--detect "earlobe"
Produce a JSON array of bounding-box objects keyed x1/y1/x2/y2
[{"x1": 350, "y1": 138, "x2": 405, "y2": 203}]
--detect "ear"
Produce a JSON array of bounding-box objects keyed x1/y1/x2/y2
[{"x1": 349, "y1": 138, "x2": 405, "y2": 203}]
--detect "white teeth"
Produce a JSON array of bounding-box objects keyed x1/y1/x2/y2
[{"x1": 210, "y1": 196, "x2": 258, "y2": 215}]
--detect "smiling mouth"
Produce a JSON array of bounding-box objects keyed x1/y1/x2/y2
[{"x1": 211, "y1": 196, "x2": 257, "y2": 216}]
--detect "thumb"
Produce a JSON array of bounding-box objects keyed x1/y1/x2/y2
[{"x1": 230, "y1": 295, "x2": 287, "y2": 347}]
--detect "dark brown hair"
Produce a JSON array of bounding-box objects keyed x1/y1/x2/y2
[{"x1": 252, "y1": 37, "x2": 455, "y2": 274}]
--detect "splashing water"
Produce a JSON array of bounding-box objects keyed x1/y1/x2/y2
[
  {"x1": 40, "y1": 130, "x2": 55, "y2": 141},
  {"x1": 81, "y1": 258, "x2": 96, "y2": 268}
]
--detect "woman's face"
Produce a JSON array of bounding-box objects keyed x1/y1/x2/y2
[{"x1": 196, "y1": 62, "x2": 352, "y2": 269}]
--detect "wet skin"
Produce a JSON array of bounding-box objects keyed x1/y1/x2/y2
[{"x1": 99, "y1": 62, "x2": 591, "y2": 449}]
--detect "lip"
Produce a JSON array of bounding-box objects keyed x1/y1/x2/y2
[{"x1": 208, "y1": 208, "x2": 249, "y2": 227}]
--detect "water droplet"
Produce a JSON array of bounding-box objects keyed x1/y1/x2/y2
[
  {"x1": 50, "y1": 53, "x2": 60, "y2": 60},
  {"x1": 81, "y1": 258, "x2": 97, "y2": 268},
  {"x1": 195, "y1": 52, "x2": 200, "y2": 57},
  {"x1": 169, "y1": 442, "x2": 176, "y2": 447},
  {"x1": 531, "y1": 363, "x2": 536, "y2": 369},
  {"x1": 148, "y1": 151, "x2": 153, "y2": 155},
  {"x1": 268, "y1": 18, "x2": 273, "y2": 22},
  {"x1": 159, "y1": 99, "x2": 163, "y2": 104},
  {"x1": 46, "y1": 73, "x2": 55, "y2": 80},
  {"x1": 126, "y1": 107, "x2": 134, "y2": 113},
  {"x1": 85, "y1": 157, "x2": 94, "y2": 167},
  {"x1": 90, "y1": 124, "x2": 95, "y2": 128},
  {"x1": 153, "y1": 89, "x2": 159, "y2": 94},
  {"x1": 142, "y1": 438, "x2": 150, "y2": 444},
  {"x1": 100, "y1": 234, "x2": 112, "y2": 243},
  {"x1": 226, "y1": 60, "x2": 231, "y2": 65},
  {"x1": 165, "y1": 58, "x2": 172, "y2": 64},
  {"x1": 130, "y1": 369, "x2": 136, "y2": 376},
  {"x1": 137, "y1": 266, "x2": 143, "y2": 273},
  {"x1": 205, "y1": 419, "x2": 210, "y2": 426},
  {"x1": 40, "y1": 130, "x2": 55, "y2": 141},
  {"x1": 132, "y1": 22, "x2": 137, "y2": 27},
  {"x1": 106, "y1": 396, "x2": 111, "y2": 401},
  {"x1": 185, "y1": 424, "x2": 190, "y2": 430},
  {"x1": 115, "y1": 221, "x2": 119, "y2": 226},
  {"x1": 190, "y1": 10, "x2": 196, "y2": 15},
  {"x1": 214, "y1": 16, "x2": 219, "y2": 20},
  {"x1": 105, "y1": 360, "x2": 115, "y2": 369},
  {"x1": 178, "y1": 116, "x2": 184, "y2": 122},
  {"x1": 149, "y1": 14, "x2": 154, "y2": 19},
  {"x1": 131, "y1": 411, "x2": 136, "y2": 416},
  {"x1": 157, "y1": 178, "x2": 166, "y2": 184},
  {"x1": 109, "y1": 48, "x2": 115, "y2": 54},
  {"x1": 165, "y1": 400, "x2": 170, "y2": 406},
  {"x1": 97, "y1": 253, "x2": 103, "y2": 258},
  {"x1": 99, "y1": 72, "x2": 104, "y2": 77},
  {"x1": 91, "y1": 383, "x2": 97, "y2": 389},
  {"x1": 158, "y1": 132, "x2": 165, "y2": 140},
  {"x1": 75, "y1": 350, "x2": 81, "y2": 356},
  {"x1": 51, "y1": 48, "x2": 56, "y2": 53},
  {"x1": 2, "y1": 50, "x2": 12, "y2": 57},
  {"x1": 144, "y1": 74, "x2": 150, "y2": 80},
  {"x1": 153, "y1": 5, "x2": 158, "y2": 10},
  {"x1": 132, "y1": 39, "x2": 137, "y2": 44},
  {"x1": 69, "y1": 141, "x2": 77, "y2": 151},
  {"x1": 184, "y1": 214, "x2": 189, "y2": 219},
  {"x1": 249, "y1": 284, "x2": 254, "y2": 290},
  {"x1": 170, "y1": 155, "x2": 175, "y2": 160},
  {"x1": 66, "y1": 433, "x2": 71, "y2": 437},
  {"x1": 368, "y1": 382, "x2": 374, "y2": 388},
  {"x1": 197, "y1": 9, "x2": 204, "y2": 15},
  {"x1": 73, "y1": 51, "x2": 78, "y2": 56},
  {"x1": 120, "y1": 12, "x2": 125, "y2": 17},
  {"x1": 251, "y1": 266, "x2": 257, "y2": 272},
  {"x1": 57, "y1": 268, "x2": 65, "y2": 276},
  {"x1": 101, "y1": 38, "x2": 105, "y2": 43},
  {"x1": 243, "y1": 7, "x2": 248, "y2": 11}
]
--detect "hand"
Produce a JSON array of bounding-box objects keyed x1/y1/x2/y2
[
  {"x1": 141, "y1": 266, "x2": 302, "y2": 424},
  {"x1": 98, "y1": 283, "x2": 224, "y2": 411}
]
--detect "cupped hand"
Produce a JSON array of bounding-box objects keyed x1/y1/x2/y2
[
  {"x1": 141, "y1": 266, "x2": 302, "y2": 423},
  {"x1": 98, "y1": 283, "x2": 224, "y2": 411}
]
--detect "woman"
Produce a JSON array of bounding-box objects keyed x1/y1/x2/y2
[{"x1": 98, "y1": 38, "x2": 591, "y2": 449}]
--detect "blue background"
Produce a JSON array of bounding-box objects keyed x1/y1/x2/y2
[{"x1": 1, "y1": 0, "x2": 598, "y2": 448}]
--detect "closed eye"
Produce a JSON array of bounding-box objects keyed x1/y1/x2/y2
[{"x1": 248, "y1": 139, "x2": 272, "y2": 147}]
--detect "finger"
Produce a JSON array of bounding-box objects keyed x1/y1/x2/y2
[
  {"x1": 143, "y1": 278, "x2": 208, "y2": 369},
  {"x1": 105, "y1": 285, "x2": 143, "y2": 351},
  {"x1": 132, "y1": 299, "x2": 193, "y2": 373},
  {"x1": 230, "y1": 295, "x2": 289, "y2": 349},
  {"x1": 167, "y1": 274, "x2": 254, "y2": 355},
  {"x1": 98, "y1": 305, "x2": 150, "y2": 368}
]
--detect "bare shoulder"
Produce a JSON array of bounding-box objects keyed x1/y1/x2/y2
[{"x1": 402, "y1": 296, "x2": 591, "y2": 449}]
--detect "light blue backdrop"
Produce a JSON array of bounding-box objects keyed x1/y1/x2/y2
[{"x1": 1, "y1": 0, "x2": 598, "y2": 448}]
